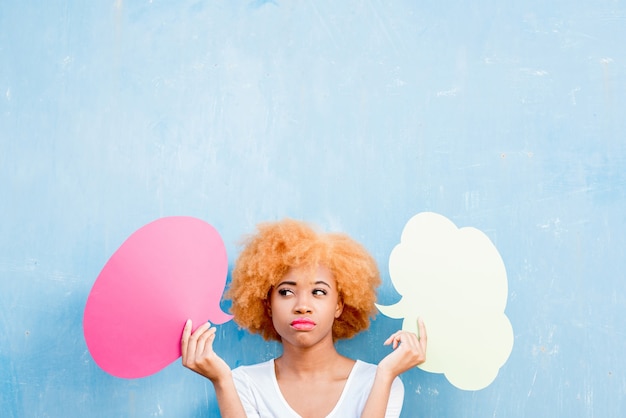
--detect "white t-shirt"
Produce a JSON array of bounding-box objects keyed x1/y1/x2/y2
[{"x1": 232, "y1": 359, "x2": 404, "y2": 417}]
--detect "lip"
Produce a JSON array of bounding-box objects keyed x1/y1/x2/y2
[{"x1": 290, "y1": 318, "x2": 316, "y2": 330}]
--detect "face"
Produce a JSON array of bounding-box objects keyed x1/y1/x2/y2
[{"x1": 269, "y1": 265, "x2": 343, "y2": 349}]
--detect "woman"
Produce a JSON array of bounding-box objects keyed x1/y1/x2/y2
[{"x1": 181, "y1": 219, "x2": 427, "y2": 417}]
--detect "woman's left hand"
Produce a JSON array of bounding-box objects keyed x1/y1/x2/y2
[{"x1": 378, "y1": 318, "x2": 427, "y2": 378}]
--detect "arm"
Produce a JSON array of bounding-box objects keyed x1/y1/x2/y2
[
  {"x1": 361, "y1": 318, "x2": 427, "y2": 418},
  {"x1": 181, "y1": 320, "x2": 247, "y2": 418}
]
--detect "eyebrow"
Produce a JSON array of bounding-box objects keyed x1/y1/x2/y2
[
  {"x1": 276, "y1": 281, "x2": 297, "y2": 287},
  {"x1": 276, "y1": 280, "x2": 332, "y2": 288}
]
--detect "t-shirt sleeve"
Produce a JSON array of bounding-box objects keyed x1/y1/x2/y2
[
  {"x1": 385, "y1": 376, "x2": 405, "y2": 418},
  {"x1": 231, "y1": 368, "x2": 261, "y2": 418}
]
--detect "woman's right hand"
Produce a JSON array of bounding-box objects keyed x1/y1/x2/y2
[{"x1": 181, "y1": 319, "x2": 232, "y2": 383}]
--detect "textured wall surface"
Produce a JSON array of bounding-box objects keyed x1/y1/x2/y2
[{"x1": 1, "y1": 1, "x2": 625, "y2": 417}]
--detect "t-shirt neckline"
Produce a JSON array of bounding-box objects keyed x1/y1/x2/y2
[{"x1": 270, "y1": 358, "x2": 361, "y2": 418}]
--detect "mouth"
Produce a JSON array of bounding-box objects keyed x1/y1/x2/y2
[{"x1": 290, "y1": 318, "x2": 316, "y2": 331}]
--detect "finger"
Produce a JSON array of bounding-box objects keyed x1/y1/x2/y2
[
  {"x1": 417, "y1": 317, "x2": 427, "y2": 349},
  {"x1": 195, "y1": 322, "x2": 217, "y2": 358},
  {"x1": 195, "y1": 325, "x2": 217, "y2": 356},
  {"x1": 181, "y1": 319, "x2": 192, "y2": 360},
  {"x1": 191, "y1": 321, "x2": 212, "y2": 340},
  {"x1": 383, "y1": 330, "x2": 402, "y2": 346},
  {"x1": 185, "y1": 322, "x2": 211, "y2": 358},
  {"x1": 392, "y1": 335, "x2": 399, "y2": 350},
  {"x1": 387, "y1": 331, "x2": 418, "y2": 350},
  {"x1": 397, "y1": 331, "x2": 419, "y2": 350}
]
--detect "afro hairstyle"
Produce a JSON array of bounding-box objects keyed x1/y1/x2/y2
[{"x1": 226, "y1": 219, "x2": 381, "y2": 341}]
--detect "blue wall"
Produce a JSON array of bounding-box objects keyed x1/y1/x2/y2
[{"x1": 1, "y1": 1, "x2": 625, "y2": 416}]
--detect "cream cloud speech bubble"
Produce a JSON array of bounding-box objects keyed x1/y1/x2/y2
[{"x1": 376, "y1": 212, "x2": 513, "y2": 391}]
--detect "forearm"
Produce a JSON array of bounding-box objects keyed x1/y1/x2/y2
[
  {"x1": 212, "y1": 374, "x2": 247, "y2": 418},
  {"x1": 361, "y1": 369, "x2": 396, "y2": 418}
]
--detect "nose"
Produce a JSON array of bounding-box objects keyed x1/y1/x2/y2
[{"x1": 294, "y1": 293, "x2": 312, "y2": 314}]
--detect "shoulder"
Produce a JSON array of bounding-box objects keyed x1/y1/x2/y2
[
  {"x1": 330, "y1": 360, "x2": 404, "y2": 416},
  {"x1": 347, "y1": 360, "x2": 404, "y2": 387},
  {"x1": 232, "y1": 359, "x2": 274, "y2": 382},
  {"x1": 354, "y1": 360, "x2": 404, "y2": 416},
  {"x1": 233, "y1": 359, "x2": 274, "y2": 373},
  {"x1": 353, "y1": 359, "x2": 377, "y2": 373},
  {"x1": 232, "y1": 359, "x2": 278, "y2": 404},
  {"x1": 353, "y1": 360, "x2": 405, "y2": 393},
  {"x1": 231, "y1": 359, "x2": 289, "y2": 416}
]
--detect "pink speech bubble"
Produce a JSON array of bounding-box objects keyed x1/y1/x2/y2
[{"x1": 83, "y1": 216, "x2": 232, "y2": 379}]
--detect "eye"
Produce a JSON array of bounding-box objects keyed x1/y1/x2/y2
[
  {"x1": 312, "y1": 289, "x2": 327, "y2": 296},
  {"x1": 278, "y1": 288, "x2": 294, "y2": 296}
]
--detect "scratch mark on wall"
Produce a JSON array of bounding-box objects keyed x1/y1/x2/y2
[
  {"x1": 527, "y1": 370, "x2": 538, "y2": 397},
  {"x1": 570, "y1": 87, "x2": 580, "y2": 105},
  {"x1": 249, "y1": 0, "x2": 278, "y2": 8},
  {"x1": 151, "y1": 403, "x2": 164, "y2": 416},
  {"x1": 436, "y1": 87, "x2": 458, "y2": 97},
  {"x1": 366, "y1": 1, "x2": 401, "y2": 55},
  {"x1": 601, "y1": 57, "x2": 614, "y2": 105},
  {"x1": 520, "y1": 68, "x2": 549, "y2": 77},
  {"x1": 309, "y1": 3, "x2": 340, "y2": 50},
  {"x1": 427, "y1": 387, "x2": 440, "y2": 396}
]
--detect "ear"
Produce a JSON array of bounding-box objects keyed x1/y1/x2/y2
[{"x1": 335, "y1": 298, "x2": 344, "y2": 318}]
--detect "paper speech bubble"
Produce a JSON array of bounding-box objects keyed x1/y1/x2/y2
[
  {"x1": 83, "y1": 216, "x2": 232, "y2": 379},
  {"x1": 376, "y1": 212, "x2": 513, "y2": 391}
]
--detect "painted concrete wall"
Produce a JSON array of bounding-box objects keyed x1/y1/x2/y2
[{"x1": 1, "y1": 1, "x2": 625, "y2": 416}]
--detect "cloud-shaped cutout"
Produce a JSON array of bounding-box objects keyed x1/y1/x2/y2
[{"x1": 376, "y1": 212, "x2": 513, "y2": 391}]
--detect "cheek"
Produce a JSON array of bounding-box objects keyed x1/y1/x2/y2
[{"x1": 268, "y1": 298, "x2": 286, "y2": 321}]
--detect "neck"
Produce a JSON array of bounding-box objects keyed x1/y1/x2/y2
[{"x1": 276, "y1": 340, "x2": 346, "y2": 377}]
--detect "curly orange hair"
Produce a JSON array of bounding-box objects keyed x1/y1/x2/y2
[{"x1": 226, "y1": 219, "x2": 381, "y2": 341}]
